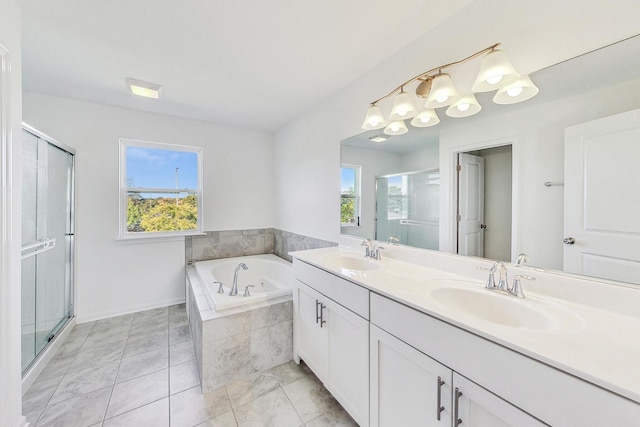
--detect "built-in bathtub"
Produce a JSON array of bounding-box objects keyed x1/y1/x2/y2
[
  {"x1": 195, "y1": 254, "x2": 293, "y2": 311},
  {"x1": 186, "y1": 254, "x2": 294, "y2": 391}
]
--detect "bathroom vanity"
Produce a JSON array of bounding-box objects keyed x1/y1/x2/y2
[{"x1": 291, "y1": 244, "x2": 640, "y2": 427}]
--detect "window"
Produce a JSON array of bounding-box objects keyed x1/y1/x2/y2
[
  {"x1": 340, "y1": 164, "x2": 361, "y2": 226},
  {"x1": 119, "y1": 139, "x2": 203, "y2": 239}
]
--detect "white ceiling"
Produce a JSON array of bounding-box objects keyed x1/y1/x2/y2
[
  {"x1": 21, "y1": 1, "x2": 640, "y2": 133},
  {"x1": 21, "y1": 0, "x2": 473, "y2": 132}
]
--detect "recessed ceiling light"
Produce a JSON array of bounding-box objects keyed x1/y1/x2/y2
[
  {"x1": 126, "y1": 78, "x2": 162, "y2": 99},
  {"x1": 368, "y1": 134, "x2": 388, "y2": 143}
]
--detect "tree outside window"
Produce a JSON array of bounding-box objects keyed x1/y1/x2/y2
[{"x1": 341, "y1": 164, "x2": 361, "y2": 226}]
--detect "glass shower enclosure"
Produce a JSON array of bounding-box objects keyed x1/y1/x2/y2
[
  {"x1": 21, "y1": 125, "x2": 75, "y2": 374},
  {"x1": 375, "y1": 169, "x2": 440, "y2": 250}
]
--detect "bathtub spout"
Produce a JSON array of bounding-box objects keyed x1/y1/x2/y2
[{"x1": 229, "y1": 263, "x2": 248, "y2": 296}]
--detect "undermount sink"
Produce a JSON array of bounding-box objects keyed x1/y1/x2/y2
[
  {"x1": 430, "y1": 287, "x2": 577, "y2": 331},
  {"x1": 322, "y1": 253, "x2": 380, "y2": 272}
]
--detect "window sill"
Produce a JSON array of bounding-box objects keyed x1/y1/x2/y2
[{"x1": 115, "y1": 232, "x2": 206, "y2": 245}]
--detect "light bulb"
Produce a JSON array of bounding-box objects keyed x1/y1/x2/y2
[
  {"x1": 369, "y1": 118, "x2": 380, "y2": 126},
  {"x1": 507, "y1": 86, "x2": 524, "y2": 97},
  {"x1": 397, "y1": 108, "x2": 408, "y2": 117},
  {"x1": 436, "y1": 94, "x2": 448, "y2": 103},
  {"x1": 457, "y1": 103, "x2": 470, "y2": 112},
  {"x1": 420, "y1": 116, "x2": 431, "y2": 124},
  {"x1": 390, "y1": 123, "x2": 400, "y2": 132},
  {"x1": 487, "y1": 75, "x2": 503, "y2": 85}
]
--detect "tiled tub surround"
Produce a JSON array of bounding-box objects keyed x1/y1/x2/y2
[
  {"x1": 185, "y1": 228, "x2": 336, "y2": 264},
  {"x1": 187, "y1": 256, "x2": 294, "y2": 392},
  {"x1": 186, "y1": 229, "x2": 275, "y2": 263},
  {"x1": 273, "y1": 228, "x2": 337, "y2": 263}
]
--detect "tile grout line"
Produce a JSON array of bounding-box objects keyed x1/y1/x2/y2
[
  {"x1": 29, "y1": 321, "x2": 97, "y2": 426},
  {"x1": 100, "y1": 316, "x2": 134, "y2": 424}
]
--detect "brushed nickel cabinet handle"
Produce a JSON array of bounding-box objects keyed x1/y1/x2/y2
[
  {"x1": 436, "y1": 376, "x2": 445, "y2": 421},
  {"x1": 454, "y1": 387, "x2": 463, "y2": 426}
]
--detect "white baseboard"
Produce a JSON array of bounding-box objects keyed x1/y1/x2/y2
[{"x1": 75, "y1": 297, "x2": 186, "y2": 324}]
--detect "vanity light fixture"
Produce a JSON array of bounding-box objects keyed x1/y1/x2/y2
[
  {"x1": 361, "y1": 43, "x2": 538, "y2": 133},
  {"x1": 368, "y1": 134, "x2": 388, "y2": 143},
  {"x1": 126, "y1": 78, "x2": 162, "y2": 99},
  {"x1": 446, "y1": 94, "x2": 482, "y2": 118},
  {"x1": 383, "y1": 120, "x2": 409, "y2": 135},
  {"x1": 493, "y1": 75, "x2": 540, "y2": 104},
  {"x1": 410, "y1": 108, "x2": 440, "y2": 127}
]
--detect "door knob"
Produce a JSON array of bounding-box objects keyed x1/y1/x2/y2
[
  {"x1": 563, "y1": 237, "x2": 576, "y2": 245},
  {"x1": 480, "y1": 224, "x2": 487, "y2": 229}
]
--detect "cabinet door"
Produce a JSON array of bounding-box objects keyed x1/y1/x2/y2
[
  {"x1": 453, "y1": 373, "x2": 547, "y2": 427},
  {"x1": 370, "y1": 325, "x2": 452, "y2": 427},
  {"x1": 325, "y1": 296, "x2": 370, "y2": 427},
  {"x1": 295, "y1": 282, "x2": 328, "y2": 378}
]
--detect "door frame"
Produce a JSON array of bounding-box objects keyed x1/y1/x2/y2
[{"x1": 443, "y1": 136, "x2": 521, "y2": 263}]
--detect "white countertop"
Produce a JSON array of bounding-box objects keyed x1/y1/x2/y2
[{"x1": 290, "y1": 246, "x2": 640, "y2": 404}]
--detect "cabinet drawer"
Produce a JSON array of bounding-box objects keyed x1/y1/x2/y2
[{"x1": 294, "y1": 259, "x2": 369, "y2": 319}]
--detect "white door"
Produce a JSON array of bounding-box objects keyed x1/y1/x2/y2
[
  {"x1": 453, "y1": 373, "x2": 546, "y2": 427},
  {"x1": 326, "y1": 297, "x2": 369, "y2": 427},
  {"x1": 457, "y1": 153, "x2": 485, "y2": 257},
  {"x1": 370, "y1": 325, "x2": 452, "y2": 427},
  {"x1": 295, "y1": 282, "x2": 328, "y2": 377},
  {"x1": 564, "y1": 108, "x2": 640, "y2": 284}
]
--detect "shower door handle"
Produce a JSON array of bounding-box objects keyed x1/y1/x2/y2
[{"x1": 21, "y1": 238, "x2": 56, "y2": 259}]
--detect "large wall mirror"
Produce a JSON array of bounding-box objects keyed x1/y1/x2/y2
[{"x1": 341, "y1": 34, "x2": 640, "y2": 285}]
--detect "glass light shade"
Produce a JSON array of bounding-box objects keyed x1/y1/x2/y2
[
  {"x1": 410, "y1": 109, "x2": 440, "y2": 127},
  {"x1": 472, "y1": 49, "x2": 520, "y2": 92},
  {"x1": 361, "y1": 105, "x2": 387, "y2": 130},
  {"x1": 446, "y1": 94, "x2": 482, "y2": 118},
  {"x1": 493, "y1": 75, "x2": 539, "y2": 104},
  {"x1": 424, "y1": 73, "x2": 460, "y2": 108},
  {"x1": 383, "y1": 120, "x2": 408, "y2": 135},
  {"x1": 389, "y1": 91, "x2": 417, "y2": 120}
]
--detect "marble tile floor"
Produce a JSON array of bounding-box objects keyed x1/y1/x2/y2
[{"x1": 22, "y1": 304, "x2": 357, "y2": 427}]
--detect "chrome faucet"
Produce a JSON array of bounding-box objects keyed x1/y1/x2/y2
[
  {"x1": 516, "y1": 253, "x2": 529, "y2": 265},
  {"x1": 478, "y1": 260, "x2": 535, "y2": 298},
  {"x1": 229, "y1": 263, "x2": 248, "y2": 296},
  {"x1": 498, "y1": 262, "x2": 509, "y2": 291},
  {"x1": 361, "y1": 239, "x2": 374, "y2": 257},
  {"x1": 370, "y1": 243, "x2": 384, "y2": 260},
  {"x1": 361, "y1": 239, "x2": 383, "y2": 260}
]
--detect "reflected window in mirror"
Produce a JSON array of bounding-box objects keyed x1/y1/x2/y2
[{"x1": 340, "y1": 164, "x2": 361, "y2": 227}]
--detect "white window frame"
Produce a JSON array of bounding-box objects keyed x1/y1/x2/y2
[
  {"x1": 340, "y1": 163, "x2": 361, "y2": 227},
  {"x1": 118, "y1": 138, "x2": 204, "y2": 240}
]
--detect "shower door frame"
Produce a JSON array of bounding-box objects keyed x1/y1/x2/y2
[{"x1": 21, "y1": 122, "x2": 76, "y2": 376}]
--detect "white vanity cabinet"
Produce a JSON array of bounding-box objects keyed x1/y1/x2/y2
[
  {"x1": 293, "y1": 260, "x2": 370, "y2": 426},
  {"x1": 370, "y1": 325, "x2": 452, "y2": 426},
  {"x1": 370, "y1": 325, "x2": 545, "y2": 427},
  {"x1": 371, "y1": 293, "x2": 640, "y2": 426}
]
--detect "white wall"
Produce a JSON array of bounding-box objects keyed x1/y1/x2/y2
[
  {"x1": 23, "y1": 93, "x2": 274, "y2": 322},
  {"x1": 0, "y1": 0, "x2": 25, "y2": 425}
]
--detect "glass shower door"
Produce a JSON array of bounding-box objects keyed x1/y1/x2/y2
[{"x1": 21, "y1": 128, "x2": 74, "y2": 373}]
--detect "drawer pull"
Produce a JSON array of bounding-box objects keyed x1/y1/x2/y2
[
  {"x1": 315, "y1": 300, "x2": 321, "y2": 324},
  {"x1": 319, "y1": 303, "x2": 327, "y2": 328},
  {"x1": 454, "y1": 387, "x2": 463, "y2": 426},
  {"x1": 436, "y1": 376, "x2": 445, "y2": 420}
]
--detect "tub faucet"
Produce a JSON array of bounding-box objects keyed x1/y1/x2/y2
[{"x1": 229, "y1": 263, "x2": 248, "y2": 296}]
